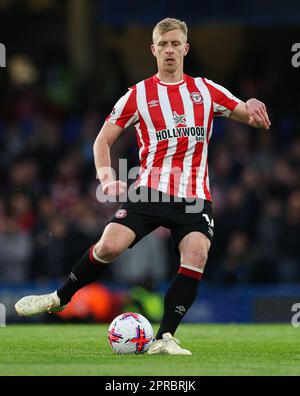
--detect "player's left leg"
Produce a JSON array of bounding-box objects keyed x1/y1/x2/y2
[
  {"x1": 156, "y1": 231, "x2": 210, "y2": 338},
  {"x1": 148, "y1": 232, "x2": 210, "y2": 355}
]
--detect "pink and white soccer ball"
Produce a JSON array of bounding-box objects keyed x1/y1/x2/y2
[{"x1": 108, "y1": 312, "x2": 154, "y2": 354}]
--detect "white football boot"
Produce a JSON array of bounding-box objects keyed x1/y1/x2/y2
[
  {"x1": 15, "y1": 291, "x2": 64, "y2": 317},
  {"x1": 147, "y1": 332, "x2": 192, "y2": 355}
]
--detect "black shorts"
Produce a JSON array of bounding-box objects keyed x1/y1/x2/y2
[{"x1": 106, "y1": 187, "x2": 214, "y2": 255}]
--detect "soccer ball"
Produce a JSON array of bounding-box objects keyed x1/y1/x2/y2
[{"x1": 108, "y1": 312, "x2": 154, "y2": 354}]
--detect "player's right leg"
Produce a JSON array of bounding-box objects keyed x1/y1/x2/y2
[{"x1": 15, "y1": 223, "x2": 135, "y2": 317}]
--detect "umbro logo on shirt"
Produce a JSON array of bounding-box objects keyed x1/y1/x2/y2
[{"x1": 148, "y1": 100, "x2": 159, "y2": 107}]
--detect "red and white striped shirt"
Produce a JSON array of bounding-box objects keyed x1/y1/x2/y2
[{"x1": 106, "y1": 74, "x2": 240, "y2": 200}]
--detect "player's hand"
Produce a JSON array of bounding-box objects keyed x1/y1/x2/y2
[
  {"x1": 246, "y1": 98, "x2": 271, "y2": 130},
  {"x1": 102, "y1": 180, "x2": 127, "y2": 196}
]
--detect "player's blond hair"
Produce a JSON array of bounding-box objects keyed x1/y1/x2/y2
[{"x1": 152, "y1": 18, "x2": 188, "y2": 44}]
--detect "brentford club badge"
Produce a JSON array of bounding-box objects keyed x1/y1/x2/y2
[
  {"x1": 115, "y1": 209, "x2": 127, "y2": 219},
  {"x1": 190, "y1": 92, "x2": 203, "y2": 104}
]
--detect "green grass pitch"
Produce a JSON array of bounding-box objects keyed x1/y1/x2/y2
[{"x1": 0, "y1": 324, "x2": 299, "y2": 376}]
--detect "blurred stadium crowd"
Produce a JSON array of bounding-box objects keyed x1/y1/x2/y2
[{"x1": 0, "y1": 2, "x2": 299, "y2": 288}]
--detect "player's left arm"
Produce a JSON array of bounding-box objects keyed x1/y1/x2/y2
[
  {"x1": 230, "y1": 99, "x2": 271, "y2": 130},
  {"x1": 203, "y1": 79, "x2": 271, "y2": 130}
]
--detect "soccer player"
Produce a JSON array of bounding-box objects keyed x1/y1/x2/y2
[{"x1": 15, "y1": 18, "x2": 270, "y2": 355}]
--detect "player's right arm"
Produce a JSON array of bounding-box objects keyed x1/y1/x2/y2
[
  {"x1": 93, "y1": 121, "x2": 127, "y2": 196},
  {"x1": 93, "y1": 87, "x2": 138, "y2": 196}
]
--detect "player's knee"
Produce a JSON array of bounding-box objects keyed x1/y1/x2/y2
[
  {"x1": 181, "y1": 249, "x2": 208, "y2": 269},
  {"x1": 95, "y1": 239, "x2": 121, "y2": 261},
  {"x1": 193, "y1": 250, "x2": 208, "y2": 268}
]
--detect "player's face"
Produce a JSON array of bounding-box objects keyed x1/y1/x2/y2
[{"x1": 151, "y1": 29, "x2": 189, "y2": 73}]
